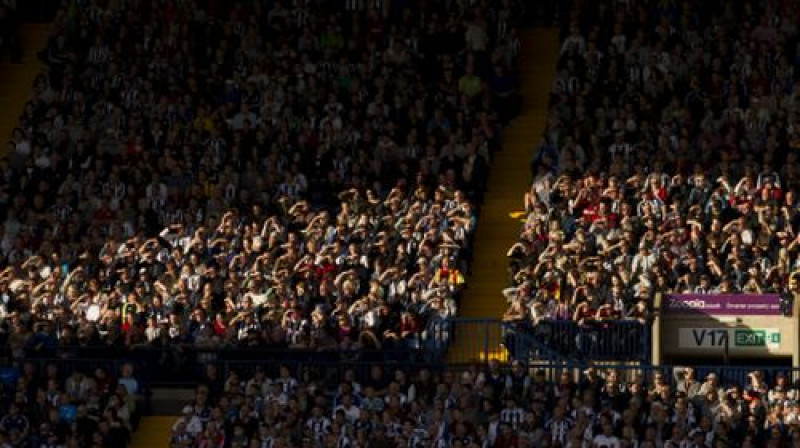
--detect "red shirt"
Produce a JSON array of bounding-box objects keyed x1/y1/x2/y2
[
  {"x1": 582, "y1": 204, "x2": 598, "y2": 222},
  {"x1": 93, "y1": 206, "x2": 116, "y2": 223},
  {"x1": 761, "y1": 186, "x2": 783, "y2": 201},
  {"x1": 576, "y1": 306, "x2": 595, "y2": 323},
  {"x1": 213, "y1": 320, "x2": 227, "y2": 336},
  {"x1": 400, "y1": 317, "x2": 421, "y2": 335},
  {"x1": 315, "y1": 262, "x2": 336, "y2": 279},
  {"x1": 494, "y1": 434, "x2": 520, "y2": 448},
  {"x1": 653, "y1": 186, "x2": 667, "y2": 201}
]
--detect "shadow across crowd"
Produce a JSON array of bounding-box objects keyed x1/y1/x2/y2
[
  {"x1": 0, "y1": 0, "x2": 527, "y2": 445},
  {"x1": 504, "y1": 0, "x2": 800, "y2": 364},
  {"x1": 0, "y1": 0, "x2": 525, "y2": 360},
  {"x1": 167, "y1": 360, "x2": 800, "y2": 448}
]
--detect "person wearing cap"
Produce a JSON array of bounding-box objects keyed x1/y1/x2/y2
[
  {"x1": 676, "y1": 367, "x2": 702, "y2": 401},
  {"x1": 172, "y1": 405, "x2": 203, "y2": 437},
  {"x1": 698, "y1": 373, "x2": 724, "y2": 404}
]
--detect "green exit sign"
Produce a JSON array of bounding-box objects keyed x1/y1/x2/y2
[{"x1": 735, "y1": 330, "x2": 781, "y2": 347}]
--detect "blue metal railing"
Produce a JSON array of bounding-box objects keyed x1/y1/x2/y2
[
  {"x1": 427, "y1": 317, "x2": 505, "y2": 363},
  {"x1": 2, "y1": 318, "x2": 651, "y2": 386},
  {"x1": 687, "y1": 365, "x2": 799, "y2": 388},
  {"x1": 502, "y1": 320, "x2": 651, "y2": 363},
  {"x1": 501, "y1": 322, "x2": 577, "y2": 363},
  {"x1": 488, "y1": 364, "x2": 800, "y2": 390},
  {"x1": 7, "y1": 325, "x2": 799, "y2": 413},
  {"x1": 7, "y1": 358, "x2": 794, "y2": 399}
]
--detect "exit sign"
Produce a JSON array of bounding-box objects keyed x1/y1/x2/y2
[
  {"x1": 678, "y1": 328, "x2": 781, "y2": 349},
  {"x1": 735, "y1": 330, "x2": 781, "y2": 347}
]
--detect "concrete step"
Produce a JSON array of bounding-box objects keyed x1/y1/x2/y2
[
  {"x1": 149, "y1": 387, "x2": 196, "y2": 415},
  {"x1": 449, "y1": 27, "x2": 560, "y2": 363},
  {"x1": 130, "y1": 416, "x2": 175, "y2": 448},
  {"x1": 0, "y1": 23, "x2": 50, "y2": 159}
]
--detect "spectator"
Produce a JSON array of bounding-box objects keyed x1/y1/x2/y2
[
  {"x1": 0, "y1": 360, "x2": 139, "y2": 447},
  {"x1": 0, "y1": 0, "x2": 526, "y2": 367},
  {"x1": 506, "y1": 0, "x2": 800, "y2": 342},
  {"x1": 166, "y1": 361, "x2": 800, "y2": 448},
  {"x1": 0, "y1": 0, "x2": 528, "y2": 444}
]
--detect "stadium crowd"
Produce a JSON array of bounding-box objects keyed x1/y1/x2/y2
[
  {"x1": 0, "y1": 360, "x2": 147, "y2": 447},
  {"x1": 0, "y1": 0, "x2": 525, "y2": 443},
  {"x1": 0, "y1": 0, "x2": 527, "y2": 362},
  {"x1": 505, "y1": 0, "x2": 800, "y2": 327},
  {"x1": 166, "y1": 361, "x2": 800, "y2": 448}
]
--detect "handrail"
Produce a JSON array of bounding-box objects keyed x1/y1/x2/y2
[
  {"x1": 501, "y1": 322, "x2": 582, "y2": 364},
  {"x1": 9, "y1": 343, "x2": 800, "y2": 407},
  {"x1": 503, "y1": 319, "x2": 651, "y2": 363},
  {"x1": 9, "y1": 317, "x2": 651, "y2": 370}
]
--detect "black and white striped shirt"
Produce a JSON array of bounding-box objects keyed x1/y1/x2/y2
[
  {"x1": 307, "y1": 416, "x2": 332, "y2": 439},
  {"x1": 294, "y1": 8, "x2": 309, "y2": 26},
  {"x1": 337, "y1": 435, "x2": 353, "y2": 448},
  {"x1": 545, "y1": 417, "x2": 574, "y2": 445},
  {"x1": 345, "y1": 0, "x2": 364, "y2": 10},
  {"x1": 497, "y1": 17, "x2": 510, "y2": 41},
  {"x1": 500, "y1": 407, "x2": 525, "y2": 428},
  {"x1": 255, "y1": 436, "x2": 275, "y2": 448},
  {"x1": 50, "y1": 204, "x2": 72, "y2": 222},
  {"x1": 511, "y1": 35, "x2": 521, "y2": 57},
  {"x1": 555, "y1": 76, "x2": 581, "y2": 96},
  {"x1": 171, "y1": 432, "x2": 193, "y2": 446},
  {"x1": 278, "y1": 181, "x2": 302, "y2": 200}
]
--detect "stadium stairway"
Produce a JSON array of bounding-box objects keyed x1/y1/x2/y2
[
  {"x1": 449, "y1": 28, "x2": 560, "y2": 364},
  {"x1": 129, "y1": 416, "x2": 174, "y2": 448},
  {"x1": 0, "y1": 23, "x2": 49, "y2": 158}
]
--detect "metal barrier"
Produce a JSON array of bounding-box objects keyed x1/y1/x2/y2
[
  {"x1": 496, "y1": 362, "x2": 667, "y2": 384},
  {"x1": 215, "y1": 349, "x2": 447, "y2": 387},
  {"x1": 686, "y1": 365, "x2": 800, "y2": 388},
  {"x1": 501, "y1": 322, "x2": 582, "y2": 364},
  {"x1": 503, "y1": 320, "x2": 651, "y2": 363},
  {"x1": 6, "y1": 317, "x2": 500, "y2": 385},
  {"x1": 429, "y1": 317, "x2": 506, "y2": 364},
  {"x1": 4, "y1": 318, "x2": 653, "y2": 386},
  {"x1": 450, "y1": 363, "x2": 800, "y2": 389},
  {"x1": 5, "y1": 317, "x2": 502, "y2": 386},
  {"x1": 10, "y1": 348, "x2": 800, "y2": 409},
  {"x1": 11, "y1": 344, "x2": 448, "y2": 387}
]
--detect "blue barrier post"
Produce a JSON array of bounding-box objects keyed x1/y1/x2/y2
[{"x1": 483, "y1": 321, "x2": 490, "y2": 361}]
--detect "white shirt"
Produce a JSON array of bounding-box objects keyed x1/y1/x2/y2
[
  {"x1": 173, "y1": 415, "x2": 203, "y2": 436},
  {"x1": 593, "y1": 434, "x2": 621, "y2": 448},
  {"x1": 333, "y1": 404, "x2": 360, "y2": 423}
]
